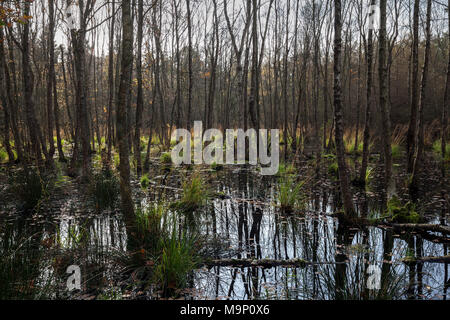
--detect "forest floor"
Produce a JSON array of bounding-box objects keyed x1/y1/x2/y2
[{"x1": 0, "y1": 146, "x2": 448, "y2": 300}]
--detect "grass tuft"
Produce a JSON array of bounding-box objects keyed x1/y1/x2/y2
[{"x1": 90, "y1": 168, "x2": 120, "y2": 210}]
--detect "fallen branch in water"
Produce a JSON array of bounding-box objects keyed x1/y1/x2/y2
[
  {"x1": 202, "y1": 258, "x2": 344, "y2": 268},
  {"x1": 402, "y1": 255, "x2": 450, "y2": 264}
]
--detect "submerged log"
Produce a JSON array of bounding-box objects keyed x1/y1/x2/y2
[{"x1": 386, "y1": 223, "x2": 450, "y2": 235}]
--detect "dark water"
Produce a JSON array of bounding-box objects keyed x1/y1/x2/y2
[{"x1": 0, "y1": 166, "x2": 448, "y2": 300}]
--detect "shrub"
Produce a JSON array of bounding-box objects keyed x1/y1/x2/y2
[
  {"x1": 153, "y1": 229, "x2": 198, "y2": 297},
  {"x1": 160, "y1": 152, "x2": 172, "y2": 164},
  {"x1": 210, "y1": 161, "x2": 223, "y2": 171},
  {"x1": 140, "y1": 174, "x2": 150, "y2": 189},
  {"x1": 90, "y1": 169, "x2": 120, "y2": 210}
]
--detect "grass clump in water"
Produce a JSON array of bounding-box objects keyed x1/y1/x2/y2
[
  {"x1": 432, "y1": 139, "x2": 450, "y2": 161},
  {"x1": 153, "y1": 229, "x2": 199, "y2": 297},
  {"x1": 278, "y1": 162, "x2": 296, "y2": 176},
  {"x1": 386, "y1": 195, "x2": 420, "y2": 223},
  {"x1": 90, "y1": 168, "x2": 120, "y2": 210},
  {"x1": 277, "y1": 177, "x2": 306, "y2": 213},
  {"x1": 160, "y1": 152, "x2": 172, "y2": 164},
  {"x1": 173, "y1": 175, "x2": 209, "y2": 212},
  {"x1": 135, "y1": 203, "x2": 165, "y2": 253},
  {"x1": 210, "y1": 161, "x2": 223, "y2": 171}
]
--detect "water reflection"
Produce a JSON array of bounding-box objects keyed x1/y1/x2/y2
[{"x1": 0, "y1": 168, "x2": 448, "y2": 300}]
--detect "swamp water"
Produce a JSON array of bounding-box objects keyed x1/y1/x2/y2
[{"x1": 0, "y1": 165, "x2": 448, "y2": 300}]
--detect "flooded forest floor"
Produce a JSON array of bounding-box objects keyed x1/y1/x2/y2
[{"x1": 0, "y1": 146, "x2": 449, "y2": 300}]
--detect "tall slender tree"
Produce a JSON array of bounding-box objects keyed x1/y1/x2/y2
[
  {"x1": 117, "y1": 0, "x2": 135, "y2": 220},
  {"x1": 379, "y1": 0, "x2": 393, "y2": 201},
  {"x1": 334, "y1": 0, "x2": 356, "y2": 221}
]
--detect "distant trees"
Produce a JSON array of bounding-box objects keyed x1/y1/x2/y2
[
  {"x1": 378, "y1": 0, "x2": 393, "y2": 201},
  {"x1": 0, "y1": 0, "x2": 448, "y2": 216}
]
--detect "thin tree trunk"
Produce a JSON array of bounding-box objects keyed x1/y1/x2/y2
[
  {"x1": 379, "y1": 0, "x2": 393, "y2": 202},
  {"x1": 117, "y1": 0, "x2": 135, "y2": 220},
  {"x1": 410, "y1": 0, "x2": 432, "y2": 199},
  {"x1": 134, "y1": 0, "x2": 144, "y2": 175},
  {"x1": 407, "y1": 0, "x2": 420, "y2": 173},
  {"x1": 334, "y1": 0, "x2": 356, "y2": 221}
]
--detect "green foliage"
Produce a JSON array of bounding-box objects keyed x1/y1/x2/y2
[
  {"x1": 0, "y1": 147, "x2": 8, "y2": 163},
  {"x1": 160, "y1": 152, "x2": 172, "y2": 164},
  {"x1": 113, "y1": 153, "x2": 120, "y2": 169},
  {"x1": 90, "y1": 169, "x2": 120, "y2": 210},
  {"x1": 153, "y1": 229, "x2": 199, "y2": 297},
  {"x1": 386, "y1": 195, "x2": 420, "y2": 223},
  {"x1": 140, "y1": 174, "x2": 150, "y2": 189},
  {"x1": 278, "y1": 162, "x2": 296, "y2": 176},
  {"x1": 328, "y1": 160, "x2": 339, "y2": 177},
  {"x1": 10, "y1": 168, "x2": 47, "y2": 212},
  {"x1": 365, "y1": 166, "x2": 374, "y2": 184},
  {"x1": 277, "y1": 177, "x2": 306, "y2": 213},
  {"x1": 345, "y1": 140, "x2": 364, "y2": 155},
  {"x1": 0, "y1": 234, "x2": 55, "y2": 299},
  {"x1": 391, "y1": 144, "x2": 402, "y2": 160},
  {"x1": 432, "y1": 139, "x2": 450, "y2": 161},
  {"x1": 176, "y1": 175, "x2": 208, "y2": 212},
  {"x1": 210, "y1": 161, "x2": 223, "y2": 171}
]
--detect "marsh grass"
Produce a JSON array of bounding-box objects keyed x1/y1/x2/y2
[
  {"x1": 278, "y1": 162, "x2": 296, "y2": 176},
  {"x1": 153, "y1": 227, "x2": 199, "y2": 297},
  {"x1": 174, "y1": 174, "x2": 209, "y2": 212},
  {"x1": 9, "y1": 168, "x2": 50, "y2": 212},
  {"x1": 277, "y1": 177, "x2": 306, "y2": 213},
  {"x1": 386, "y1": 195, "x2": 420, "y2": 223},
  {"x1": 90, "y1": 168, "x2": 120, "y2": 210},
  {"x1": 0, "y1": 230, "x2": 56, "y2": 299},
  {"x1": 135, "y1": 203, "x2": 166, "y2": 252},
  {"x1": 432, "y1": 139, "x2": 450, "y2": 161},
  {"x1": 140, "y1": 174, "x2": 150, "y2": 189}
]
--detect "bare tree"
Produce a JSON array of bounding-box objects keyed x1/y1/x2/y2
[
  {"x1": 117, "y1": 0, "x2": 135, "y2": 219},
  {"x1": 334, "y1": 0, "x2": 356, "y2": 221}
]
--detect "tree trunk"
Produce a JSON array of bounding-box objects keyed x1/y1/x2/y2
[
  {"x1": 134, "y1": 0, "x2": 144, "y2": 175},
  {"x1": 410, "y1": 0, "x2": 432, "y2": 199},
  {"x1": 379, "y1": 0, "x2": 393, "y2": 202},
  {"x1": 333, "y1": 0, "x2": 356, "y2": 221},
  {"x1": 407, "y1": 0, "x2": 420, "y2": 173},
  {"x1": 359, "y1": 0, "x2": 376, "y2": 184},
  {"x1": 117, "y1": 0, "x2": 135, "y2": 220}
]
